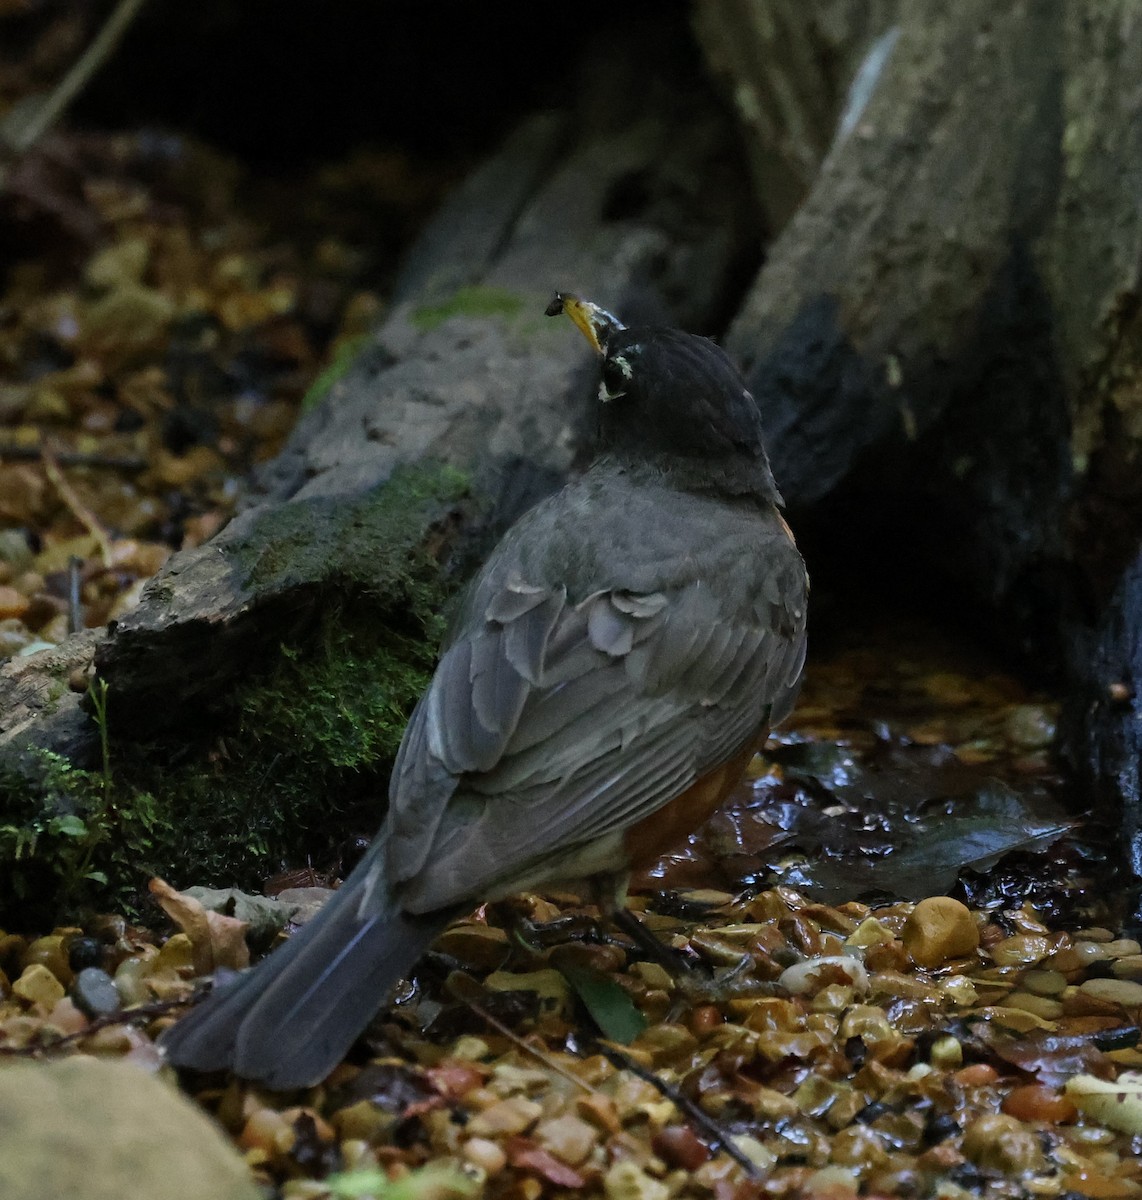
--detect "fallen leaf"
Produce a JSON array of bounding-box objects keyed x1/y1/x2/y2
[{"x1": 148, "y1": 877, "x2": 250, "y2": 975}]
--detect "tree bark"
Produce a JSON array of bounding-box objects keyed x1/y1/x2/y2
[{"x1": 694, "y1": 0, "x2": 1142, "y2": 878}]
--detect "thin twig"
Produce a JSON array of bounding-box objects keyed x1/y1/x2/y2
[
  {"x1": 0, "y1": 994, "x2": 191, "y2": 1058},
  {"x1": 4, "y1": 0, "x2": 150, "y2": 156},
  {"x1": 0, "y1": 444, "x2": 146, "y2": 471},
  {"x1": 596, "y1": 1042, "x2": 768, "y2": 1181},
  {"x1": 41, "y1": 445, "x2": 113, "y2": 568}
]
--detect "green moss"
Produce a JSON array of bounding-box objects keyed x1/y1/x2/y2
[
  {"x1": 411, "y1": 285, "x2": 525, "y2": 332},
  {"x1": 233, "y1": 459, "x2": 469, "y2": 601},
  {"x1": 1, "y1": 462, "x2": 473, "y2": 927},
  {"x1": 301, "y1": 334, "x2": 369, "y2": 412}
]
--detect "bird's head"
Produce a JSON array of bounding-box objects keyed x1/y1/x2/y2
[{"x1": 548, "y1": 292, "x2": 782, "y2": 503}]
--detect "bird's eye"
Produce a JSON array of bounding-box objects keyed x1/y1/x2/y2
[{"x1": 599, "y1": 352, "x2": 634, "y2": 402}]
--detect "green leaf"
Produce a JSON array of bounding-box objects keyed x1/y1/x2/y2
[
  {"x1": 558, "y1": 962, "x2": 648, "y2": 1044},
  {"x1": 50, "y1": 815, "x2": 88, "y2": 838},
  {"x1": 324, "y1": 1163, "x2": 478, "y2": 1200}
]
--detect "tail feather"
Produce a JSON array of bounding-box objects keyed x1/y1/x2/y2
[{"x1": 161, "y1": 853, "x2": 453, "y2": 1090}]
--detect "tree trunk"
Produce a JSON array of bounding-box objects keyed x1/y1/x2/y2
[{"x1": 695, "y1": 0, "x2": 1142, "y2": 882}]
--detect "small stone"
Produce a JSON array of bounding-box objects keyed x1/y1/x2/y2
[
  {"x1": 12, "y1": 963, "x2": 66, "y2": 1009},
  {"x1": 462, "y1": 1138, "x2": 507, "y2": 1175},
  {"x1": 113, "y1": 956, "x2": 153, "y2": 1007},
  {"x1": 21, "y1": 934, "x2": 73, "y2": 987},
  {"x1": 1104, "y1": 938, "x2": 1142, "y2": 958},
  {"x1": 938, "y1": 975, "x2": 979, "y2": 1006},
  {"x1": 954, "y1": 1063, "x2": 999, "y2": 1087},
  {"x1": 779, "y1": 955, "x2": 869, "y2": 995},
  {"x1": 802, "y1": 1166, "x2": 859, "y2": 1197},
  {"x1": 239, "y1": 1107, "x2": 295, "y2": 1155},
  {"x1": 652, "y1": 1125, "x2": 710, "y2": 1170},
  {"x1": 929, "y1": 1035, "x2": 963, "y2": 1068},
  {"x1": 466, "y1": 1096, "x2": 542, "y2": 1137},
  {"x1": 632, "y1": 961, "x2": 674, "y2": 991},
  {"x1": 845, "y1": 917, "x2": 896, "y2": 948},
  {"x1": 72, "y1": 967, "x2": 122, "y2": 1018},
  {"x1": 66, "y1": 936, "x2": 104, "y2": 973},
  {"x1": 0, "y1": 585, "x2": 30, "y2": 621},
  {"x1": 44, "y1": 997, "x2": 89, "y2": 1036},
  {"x1": 901, "y1": 898, "x2": 979, "y2": 968},
  {"x1": 1046, "y1": 940, "x2": 1113, "y2": 974},
  {"x1": 1079, "y1": 977, "x2": 1142, "y2": 1007},
  {"x1": 687, "y1": 1003, "x2": 723, "y2": 1036},
  {"x1": 451, "y1": 1036, "x2": 490, "y2": 1061},
  {"x1": 961, "y1": 1113, "x2": 1044, "y2": 1172},
  {"x1": 990, "y1": 935, "x2": 1050, "y2": 967},
  {"x1": 604, "y1": 1160, "x2": 669, "y2": 1200},
  {"x1": 1112, "y1": 955, "x2": 1142, "y2": 982},
  {"x1": 1004, "y1": 991, "x2": 1064, "y2": 1020},
  {"x1": 1021, "y1": 968, "x2": 1067, "y2": 996},
  {"x1": 1001, "y1": 1084, "x2": 1077, "y2": 1124},
  {"x1": 484, "y1": 969, "x2": 569, "y2": 1010},
  {"x1": 535, "y1": 1113, "x2": 599, "y2": 1165},
  {"x1": 436, "y1": 924, "x2": 510, "y2": 969},
  {"x1": 830, "y1": 1125, "x2": 890, "y2": 1170}
]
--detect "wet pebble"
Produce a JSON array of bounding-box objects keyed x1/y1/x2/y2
[
  {"x1": 604, "y1": 1160, "x2": 669, "y2": 1200},
  {"x1": 990, "y1": 935, "x2": 1050, "y2": 967},
  {"x1": 467, "y1": 1097, "x2": 542, "y2": 1137},
  {"x1": 463, "y1": 1137, "x2": 507, "y2": 1175},
  {"x1": 66, "y1": 936, "x2": 104, "y2": 973},
  {"x1": 12, "y1": 963, "x2": 65, "y2": 1009},
  {"x1": 1004, "y1": 990, "x2": 1064, "y2": 1019},
  {"x1": 72, "y1": 966, "x2": 122, "y2": 1018},
  {"x1": 1001, "y1": 1084, "x2": 1077, "y2": 1124},
  {"x1": 1021, "y1": 968, "x2": 1067, "y2": 996},
  {"x1": 1045, "y1": 941, "x2": 1113, "y2": 975},
  {"x1": 902, "y1": 898, "x2": 979, "y2": 968},
  {"x1": 652, "y1": 1125, "x2": 710, "y2": 1170},
  {"x1": 779, "y1": 955, "x2": 869, "y2": 996},
  {"x1": 22, "y1": 935, "x2": 74, "y2": 988},
  {"x1": 961, "y1": 1113, "x2": 1044, "y2": 1172},
  {"x1": 1112, "y1": 955, "x2": 1142, "y2": 982},
  {"x1": 1078, "y1": 977, "x2": 1142, "y2": 1007}
]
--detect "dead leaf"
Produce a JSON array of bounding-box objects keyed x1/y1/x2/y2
[{"x1": 148, "y1": 876, "x2": 249, "y2": 975}]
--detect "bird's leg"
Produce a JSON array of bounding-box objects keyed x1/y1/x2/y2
[
  {"x1": 591, "y1": 874, "x2": 708, "y2": 980},
  {"x1": 593, "y1": 876, "x2": 776, "y2": 1003},
  {"x1": 609, "y1": 905, "x2": 702, "y2": 977}
]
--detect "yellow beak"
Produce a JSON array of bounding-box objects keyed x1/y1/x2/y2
[{"x1": 546, "y1": 292, "x2": 625, "y2": 355}]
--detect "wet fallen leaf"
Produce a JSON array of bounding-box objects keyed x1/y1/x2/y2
[
  {"x1": 558, "y1": 961, "x2": 648, "y2": 1044},
  {"x1": 148, "y1": 877, "x2": 250, "y2": 975}
]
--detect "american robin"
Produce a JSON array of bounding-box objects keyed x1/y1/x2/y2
[{"x1": 162, "y1": 295, "x2": 808, "y2": 1089}]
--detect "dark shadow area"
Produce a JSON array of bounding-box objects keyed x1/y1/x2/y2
[{"x1": 72, "y1": 0, "x2": 691, "y2": 167}]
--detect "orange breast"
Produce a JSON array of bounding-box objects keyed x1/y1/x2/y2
[{"x1": 622, "y1": 728, "x2": 767, "y2": 868}]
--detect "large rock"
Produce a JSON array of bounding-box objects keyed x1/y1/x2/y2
[{"x1": 0, "y1": 1057, "x2": 258, "y2": 1200}]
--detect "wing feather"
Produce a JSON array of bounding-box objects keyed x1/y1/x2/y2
[{"x1": 387, "y1": 509, "x2": 808, "y2": 913}]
